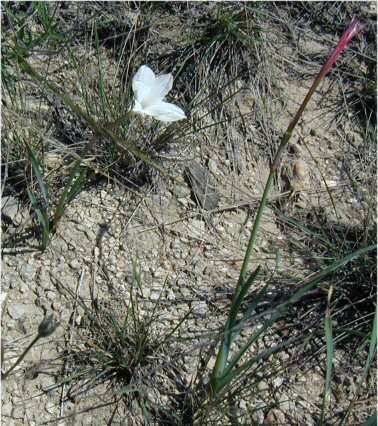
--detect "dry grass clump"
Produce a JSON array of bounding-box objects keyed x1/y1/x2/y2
[{"x1": 1, "y1": 2, "x2": 376, "y2": 425}]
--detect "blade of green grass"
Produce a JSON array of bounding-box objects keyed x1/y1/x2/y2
[
  {"x1": 272, "y1": 207, "x2": 334, "y2": 251},
  {"x1": 15, "y1": 52, "x2": 168, "y2": 176},
  {"x1": 362, "y1": 303, "x2": 377, "y2": 382},
  {"x1": 52, "y1": 160, "x2": 87, "y2": 231},
  {"x1": 229, "y1": 266, "x2": 261, "y2": 331},
  {"x1": 94, "y1": 24, "x2": 112, "y2": 120},
  {"x1": 362, "y1": 412, "x2": 377, "y2": 426},
  {"x1": 33, "y1": 2, "x2": 51, "y2": 30},
  {"x1": 24, "y1": 141, "x2": 49, "y2": 207},
  {"x1": 320, "y1": 303, "x2": 334, "y2": 425},
  {"x1": 211, "y1": 244, "x2": 375, "y2": 394},
  {"x1": 27, "y1": 189, "x2": 50, "y2": 250},
  {"x1": 232, "y1": 281, "x2": 269, "y2": 339},
  {"x1": 211, "y1": 266, "x2": 261, "y2": 391},
  {"x1": 339, "y1": 303, "x2": 377, "y2": 426},
  {"x1": 215, "y1": 334, "x2": 304, "y2": 394}
]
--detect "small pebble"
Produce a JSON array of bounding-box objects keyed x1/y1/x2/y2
[
  {"x1": 8, "y1": 303, "x2": 29, "y2": 320},
  {"x1": 293, "y1": 160, "x2": 308, "y2": 179},
  {"x1": 69, "y1": 259, "x2": 81, "y2": 270}
]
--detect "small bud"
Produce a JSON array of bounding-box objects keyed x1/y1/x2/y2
[
  {"x1": 321, "y1": 17, "x2": 365, "y2": 76},
  {"x1": 38, "y1": 314, "x2": 59, "y2": 338}
]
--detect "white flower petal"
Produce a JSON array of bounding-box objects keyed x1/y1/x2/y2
[
  {"x1": 132, "y1": 65, "x2": 156, "y2": 104},
  {"x1": 154, "y1": 73, "x2": 173, "y2": 99},
  {"x1": 132, "y1": 99, "x2": 144, "y2": 113},
  {"x1": 143, "y1": 100, "x2": 186, "y2": 122},
  {"x1": 131, "y1": 66, "x2": 185, "y2": 122},
  {"x1": 132, "y1": 65, "x2": 156, "y2": 89}
]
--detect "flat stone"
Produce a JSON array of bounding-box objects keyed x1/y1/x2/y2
[
  {"x1": 2, "y1": 402, "x2": 12, "y2": 416},
  {"x1": 152, "y1": 267, "x2": 166, "y2": 278},
  {"x1": 279, "y1": 392, "x2": 293, "y2": 411},
  {"x1": 69, "y1": 259, "x2": 81, "y2": 270},
  {"x1": 257, "y1": 380, "x2": 269, "y2": 392},
  {"x1": 265, "y1": 408, "x2": 286, "y2": 424},
  {"x1": 273, "y1": 376, "x2": 284, "y2": 388},
  {"x1": 18, "y1": 281, "x2": 28, "y2": 294},
  {"x1": 185, "y1": 161, "x2": 219, "y2": 210},
  {"x1": 180, "y1": 287, "x2": 191, "y2": 298},
  {"x1": 191, "y1": 300, "x2": 207, "y2": 316},
  {"x1": 187, "y1": 218, "x2": 206, "y2": 239},
  {"x1": 45, "y1": 290, "x2": 55, "y2": 301},
  {"x1": 150, "y1": 290, "x2": 162, "y2": 301},
  {"x1": 1, "y1": 292, "x2": 8, "y2": 309},
  {"x1": 208, "y1": 158, "x2": 219, "y2": 175},
  {"x1": 1, "y1": 196, "x2": 25, "y2": 226},
  {"x1": 166, "y1": 289, "x2": 175, "y2": 300},
  {"x1": 2, "y1": 272, "x2": 19, "y2": 290},
  {"x1": 11, "y1": 399, "x2": 26, "y2": 418},
  {"x1": 251, "y1": 400, "x2": 265, "y2": 424},
  {"x1": 173, "y1": 184, "x2": 191, "y2": 199},
  {"x1": 7, "y1": 303, "x2": 31, "y2": 320},
  {"x1": 19, "y1": 263, "x2": 35, "y2": 282}
]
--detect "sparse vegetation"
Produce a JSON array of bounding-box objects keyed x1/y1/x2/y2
[{"x1": 1, "y1": 2, "x2": 376, "y2": 425}]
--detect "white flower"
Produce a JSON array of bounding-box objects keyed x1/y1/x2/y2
[{"x1": 132, "y1": 65, "x2": 186, "y2": 122}]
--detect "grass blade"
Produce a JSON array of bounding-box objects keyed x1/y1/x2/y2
[
  {"x1": 229, "y1": 266, "x2": 261, "y2": 332},
  {"x1": 272, "y1": 207, "x2": 334, "y2": 251},
  {"x1": 24, "y1": 142, "x2": 49, "y2": 207},
  {"x1": 232, "y1": 282, "x2": 269, "y2": 339},
  {"x1": 212, "y1": 245, "x2": 375, "y2": 395},
  {"x1": 211, "y1": 266, "x2": 261, "y2": 392},
  {"x1": 362, "y1": 304, "x2": 377, "y2": 382},
  {"x1": 52, "y1": 161, "x2": 87, "y2": 231},
  {"x1": 16, "y1": 53, "x2": 168, "y2": 176},
  {"x1": 362, "y1": 412, "x2": 377, "y2": 426},
  {"x1": 27, "y1": 188, "x2": 50, "y2": 250},
  {"x1": 339, "y1": 304, "x2": 377, "y2": 426},
  {"x1": 320, "y1": 291, "x2": 334, "y2": 426},
  {"x1": 218, "y1": 334, "x2": 304, "y2": 393},
  {"x1": 94, "y1": 24, "x2": 112, "y2": 120}
]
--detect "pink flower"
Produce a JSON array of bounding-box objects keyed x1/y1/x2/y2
[{"x1": 321, "y1": 17, "x2": 365, "y2": 76}]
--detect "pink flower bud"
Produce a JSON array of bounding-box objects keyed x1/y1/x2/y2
[{"x1": 321, "y1": 17, "x2": 365, "y2": 76}]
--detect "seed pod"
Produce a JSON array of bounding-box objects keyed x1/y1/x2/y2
[{"x1": 38, "y1": 314, "x2": 59, "y2": 338}]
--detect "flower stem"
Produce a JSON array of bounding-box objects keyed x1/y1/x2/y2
[
  {"x1": 2, "y1": 335, "x2": 40, "y2": 380},
  {"x1": 210, "y1": 16, "x2": 364, "y2": 399},
  {"x1": 14, "y1": 49, "x2": 167, "y2": 176},
  {"x1": 237, "y1": 17, "x2": 364, "y2": 289}
]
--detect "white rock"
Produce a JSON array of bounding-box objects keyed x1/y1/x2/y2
[
  {"x1": 45, "y1": 290, "x2": 55, "y2": 301},
  {"x1": 265, "y1": 408, "x2": 286, "y2": 424},
  {"x1": 208, "y1": 158, "x2": 219, "y2": 175},
  {"x1": 1, "y1": 292, "x2": 8, "y2": 309},
  {"x1": 192, "y1": 300, "x2": 207, "y2": 316},
  {"x1": 69, "y1": 259, "x2": 81, "y2": 270},
  {"x1": 187, "y1": 219, "x2": 205, "y2": 239},
  {"x1": 150, "y1": 291, "x2": 161, "y2": 301},
  {"x1": 273, "y1": 376, "x2": 284, "y2": 388},
  {"x1": 19, "y1": 263, "x2": 35, "y2": 281},
  {"x1": 1, "y1": 196, "x2": 25, "y2": 225},
  {"x1": 2, "y1": 272, "x2": 18, "y2": 289},
  {"x1": 7, "y1": 303, "x2": 30, "y2": 320}
]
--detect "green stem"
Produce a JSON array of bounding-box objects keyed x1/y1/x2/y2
[
  {"x1": 237, "y1": 67, "x2": 326, "y2": 288},
  {"x1": 237, "y1": 171, "x2": 275, "y2": 288},
  {"x1": 16, "y1": 52, "x2": 167, "y2": 176},
  {"x1": 2, "y1": 335, "x2": 40, "y2": 380},
  {"x1": 238, "y1": 17, "x2": 366, "y2": 279},
  {"x1": 211, "y1": 17, "x2": 364, "y2": 398}
]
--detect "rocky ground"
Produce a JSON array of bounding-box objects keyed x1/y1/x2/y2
[{"x1": 2, "y1": 2, "x2": 376, "y2": 425}]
